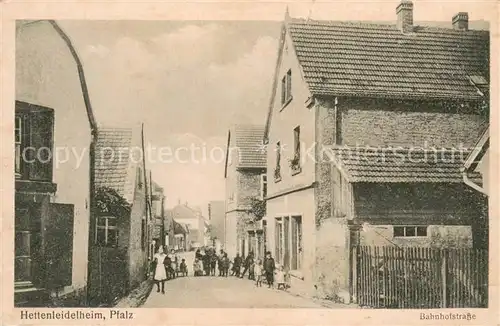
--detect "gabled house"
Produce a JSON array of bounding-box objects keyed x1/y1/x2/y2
[
  {"x1": 167, "y1": 202, "x2": 205, "y2": 250},
  {"x1": 462, "y1": 127, "x2": 489, "y2": 196},
  {"x1": 14, "y1": 20, "x2": 97, "y2": 307},
  {"x1": 88, "y1": 126, "x2": 150, "y2": 306},
  {"x1": 263, "y1": 1, "x2": 489, "y2": 302},
  {"x1": 224, "y1": 124, "x2": 267, "y2": 259}
]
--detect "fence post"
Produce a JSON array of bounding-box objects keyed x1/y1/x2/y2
[
  {"x1": 441, "y1": 250, "x2": 447, "y2": 308},
  {"x1": 352, "y1": 245, "x2": 358, "y2": 304}
]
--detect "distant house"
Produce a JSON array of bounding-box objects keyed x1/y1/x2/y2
[
  {"x1": 88, "y1": 126, "x2": 150, "y2": 306},
  {"x1": 151, "y1": 181, "x2": 166, "y2": 251},
  {"x1": 14, "y1": 20, "x2": 97, "y2": 307},
  {"x1": 168, "y1": 202, "x2": 205, "y2": 249},
  {"x1": 263, "y1": 1, "x2": 489, "y2": 301},
  {"x1": 173, "y1": 220, "x2": 189, "y2": 251},
  {"x1": 224, "y1": 124, "x2": 267, "y2": 259}
]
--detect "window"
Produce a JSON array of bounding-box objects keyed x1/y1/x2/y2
[
  {"x1": 15, "y1": 207, "x2": 32, "y2": 285},
  {"x1": 15, "y1": 102, "x2": 54, "y2": 181},
  {"x1": 275, "y1": 218, "x2": 283, "y2": 264},
  {"x1": 260, "y1": 174, "x2": 267, "y2": 199},
  {"x1": 281, "y1": 69, "x2": 292, "y2": 106},
  {"x1": 95, "y1": 216, "x2": 118, "y2": 247},
  {"x1": 15, "y1": 116, "x2": 22, "y2": 176},
  {"x1": 291, "y1": 216, "x2": 303, "y2": 270},
  {"x1": 291, "y1": 126, "x2": 301, "y2": 173},
  {"x1": 275, "y1": 142, "x2": 281, "y2": 181},
  {"x1": 141, "y1": 217, "x2": 146, "y2": 250},
  {"x1": 393, "y1": 226, "x2": 428, "y2": 238},
  {"x1": 275, "y1": 215, "x2": 303, "y2": 271}
]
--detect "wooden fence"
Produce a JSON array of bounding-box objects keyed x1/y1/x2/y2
[{"x1": 354, "y1": 246, "x2": 488, "y2": 309}]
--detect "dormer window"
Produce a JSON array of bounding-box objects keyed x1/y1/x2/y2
[{"x1": 281, "y1": 69, "x2": 292, "y2": 107}]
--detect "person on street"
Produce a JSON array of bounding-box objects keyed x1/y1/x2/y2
[
  {"x1": 152, "y1": 246, "x2": 168, "y2": 294},
  {"x1": 168, "y1": 249, "x2": 178, "y2": 278},
  {"x1": 275, "y1": 264, "x2": 286, "y2": 290},
  {"x1": 179, "y1": 258, "x2": 188, "y2": 276},
  {"x1": 217, "y1": 251, "x2": 224, "y2": 276},
  {"x1": 203, "y1": 251, "x2": 211, "y2": 276},
  {"x1": 232, "y1": 253, "x2": 242, "y2": 277},
  {"x1": 210, "y1": 252, "x2": 217, "y2": 276},
  {"x1": 193, "y1": 258, "x2": 203, "y2": 276},
  {"x1": 254, "y1": 259, "x2": 264, "y2": 287},
  {"x1": 240, "y1": 251, "x2": 255, "y2": 280},
  {"x1": 263, "y1": 251, "x2": 276, "y2": 288},
  {"x1": 195, "y1": 248, "x2": 202, "y2": 260},
  {"x1": 222, "y1": 253, "x2": 231, "y2": 277}
]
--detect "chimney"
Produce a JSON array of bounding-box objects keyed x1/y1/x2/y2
[
  {"x1": 396, "y1": 0, "x2": 414, "y2": 33},
  {"x1": 452, "y1": 12, "x2": 468, "y2": 31}
]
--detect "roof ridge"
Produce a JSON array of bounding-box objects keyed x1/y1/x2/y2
[{"x1": 289, "y1": 17, "x2": 489, "y2": 33}]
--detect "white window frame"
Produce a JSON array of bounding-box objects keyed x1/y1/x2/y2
[
  {"x1": 260, "y1": 174, "x2": 267, "y2": 200},
  {"x1": 95, "y1": 216, "x2": 118, "y2": 247},
  {"x1": 275, "y1": 215, "x2": 303, "y2": 272},
  {"x1": 393, "y1": 225, "x2": 428, "y2": 238}
]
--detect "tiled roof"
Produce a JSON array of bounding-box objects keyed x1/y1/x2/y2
[
  {"x1": 233, "y1": 124, "x2": 266, "y2": 168},
  {"x1": 288, "y1": 18, "x2": 489, "y2": 100},
  {"x1": 94, "y1": 127, "x2": 134, "y2": 200},
  {"x1": 173, "y1": 220, "x2": 188, "y2": 235},
  {"x1": 330, "y1": 146, "x2": 482, "y2": 183}
]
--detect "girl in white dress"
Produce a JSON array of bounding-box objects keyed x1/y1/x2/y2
[{"x1": 153, "y1": 246, "x2": 168, "y2": 294}]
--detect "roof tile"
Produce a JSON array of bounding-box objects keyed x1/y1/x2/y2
[{"x1": 288, "y1": 19, "x2": 489, "y2": 99}]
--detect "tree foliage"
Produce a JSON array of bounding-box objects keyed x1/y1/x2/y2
[
  {"x1": 95, "y1": 186, "x2": 131, "y2": 217},
  {"x1": 249, "y1": 197, "x2": 266, "y2": 221}
]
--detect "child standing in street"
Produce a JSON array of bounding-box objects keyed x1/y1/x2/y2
[
  {"x1": 254, "y1": 259, "x2": 264, "y2": 287},
  {"x1": 275, "y1": 265, "x2": 286, "y2": 290}
]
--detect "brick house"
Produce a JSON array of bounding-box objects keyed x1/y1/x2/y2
[
  {"x1": 224, "y1": 124, "x2": 267, "y2": 259},
  {"x1": 14, "y1": 20, "x2": 97, "y2": 306},
  {"x1": 263, "y1": 1, "x2": 489, "y2": 301},
  {"x1": 87, "y1": 126, "x2": 151, "y2": 306}
]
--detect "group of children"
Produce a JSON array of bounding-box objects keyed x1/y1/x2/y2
[{"x1": 193, "y1": 249, "x2": 231, "y2": 277}]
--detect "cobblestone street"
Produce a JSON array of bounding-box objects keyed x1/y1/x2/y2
[{"x1": 141, "y1": 252, "x2": 324, "y2": 308}]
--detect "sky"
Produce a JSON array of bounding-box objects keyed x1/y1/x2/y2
[{"x1": 57, "y1": 1, "x2": 492, "y2": 215}]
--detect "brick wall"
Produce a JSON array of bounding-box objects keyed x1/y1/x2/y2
[
  {"x1": 237, "y1": 169, "x2": 264, "y2": 208},
  {"x1": 340, "y1": 98, "x2": 488, "y2": 148}
]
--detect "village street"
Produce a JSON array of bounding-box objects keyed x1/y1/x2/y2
[{"x1": 141, "y1": 252, "x2": 323, "y2": 308}]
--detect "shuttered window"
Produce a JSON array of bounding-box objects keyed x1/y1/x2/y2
[
  {"x1": 44, "y1": 203, "x2": 74, "y2": 288},
  {"x1": 15, "y1": 101, "x2": 54, "y2": 182},
  {"x1": 14, "y1": 206, "x2": 33, "y2": 286},
  {"x1": 281, "y1": 69, "x2": 292, "y2": 106},
  {"x1": 291, "y1": 216, "x2": 303, "y2": 270}
]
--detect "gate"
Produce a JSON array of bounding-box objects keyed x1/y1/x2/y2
[{"x1": 354, "y1": 246, "x2": 488, "y2": 308}]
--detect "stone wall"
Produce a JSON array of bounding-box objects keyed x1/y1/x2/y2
[
  {"x1": 340, "y1": 98, "x2": 488, "y2": 148},
  {"x1": 313, "y1": 218, "x2": 351, "y2": 303}
]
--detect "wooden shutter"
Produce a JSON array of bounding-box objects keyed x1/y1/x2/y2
[
  {"x1": 29, "y1": 108, "x2": 54, "y2": 181},
  {"x1": 291, "y1": 218, "x2": 298, "y2": 270},
  {"x1": 43, "y1": 203, "x2": 74, "y2": 288},
  {"x1": 283, "y1": 217, "x2": 290, "y2": 270}
]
